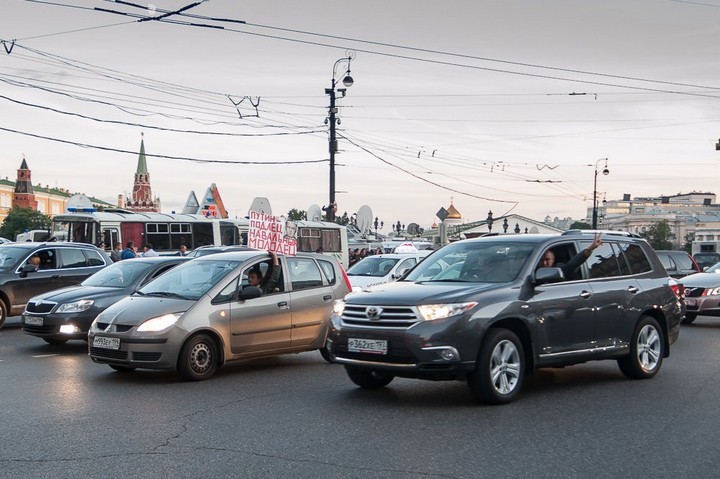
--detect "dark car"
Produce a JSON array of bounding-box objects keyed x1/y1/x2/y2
[
  {"x1": 692, "y1": 252, "x2": 720, "y2": 271},
  {"x1": 655, "y1": 250, "x2": 701, "y2": 279},
  {"x1": 0, "y1": 242, "x2": 111, "y2": 329},
  {"x1": 327, "y1": 231, "x2": 683, "y2": 404},
  {"x1": 22, "y1": 256, "x2": 188, "y2": 344},
  {"x1": 679, "y1": 262, "x2": 720, "y2": 324}
]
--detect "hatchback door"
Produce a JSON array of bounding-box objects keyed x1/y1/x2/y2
[{"x1": 286, "y1": 256, "x2": 336, "y2": 347}]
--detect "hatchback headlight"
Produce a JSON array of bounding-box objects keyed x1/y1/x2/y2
[
  {"x1": 56, "y1": 300, "x2": 94, "y2": 313},
  {"x1": 137, "y1": 312, "x2": 184, "y2": 332},
  {"x1": 417, "y1": 302, "x2": 478, "y2": 321}
]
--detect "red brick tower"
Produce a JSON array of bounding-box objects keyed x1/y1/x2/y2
[
  {"x1": 13, "y1": 157, "x2": 38, "y2": 210},
  {"x1": 125, "y1": 135, "x2": 160, "y2": 213}
]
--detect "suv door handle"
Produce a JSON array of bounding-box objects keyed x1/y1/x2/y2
[
  {"x1": 579, "y1": 291, "x2": 592, "y2": 299},
  {"x1": 627, "y1": 286, "x2": 639, "y2": 294}
]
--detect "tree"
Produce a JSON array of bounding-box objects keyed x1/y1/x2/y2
[
  {"x1": 569, "y1": 221, "x2": 591, "y2": 230},
  {"x1": 640, "y1": 220, "x2": 674, "y2": 250},
  {"x1": 0, "y1": 207, "x2": 52, "y2": 240},
  {"x1": 286, "y1": 209, "x2": 307, "y2": 221}
]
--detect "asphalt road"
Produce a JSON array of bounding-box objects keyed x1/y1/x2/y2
[{"x1": 1, "y1": 315, "x2": 719, "y2": 479}]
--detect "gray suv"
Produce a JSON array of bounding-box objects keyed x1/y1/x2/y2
[
  {"x1": 88, "y1": 251, "x2": 351, "y2": 380},
  {"x1": 0, "y1": 242, "x2": 111, "y2": 328},
  {"x1": 327, "y1": 232, "x2": 683, "y2": 404}
]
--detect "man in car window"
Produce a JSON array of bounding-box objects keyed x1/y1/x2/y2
[
  {"x1": 538, "y1": 234, "x2": 602, "y2": 278},
  {"x1": 247, "y1": 251, "x2": 281, "y2": 294}
]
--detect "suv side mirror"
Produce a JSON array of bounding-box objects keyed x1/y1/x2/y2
[
  {"x1": 533, "y1": 267, "x2": 565, "y2": 285},
  {"x1": 19, "y1": 263, "x2": 38, "y2": 278},
  {"x1": 238, "y1": 285, "x2": 263, "y2": 301}
]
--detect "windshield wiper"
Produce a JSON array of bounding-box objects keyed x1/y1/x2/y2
[{"x1": 142, "y1": 291, "x2": 191, "y2": 300}]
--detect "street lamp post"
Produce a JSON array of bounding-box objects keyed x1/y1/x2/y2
[
  {"x1": 324, "y1": 51, "x2": 355, "y2": 222},
  {"x1": 486, "y1": 210, "x2": 494, "y2": 233},
  {"x1": 374, "y1": 217, "x2": 383, "y2": 237},
  {"x1": 592, "y1": 158, "x2": 610, "y2": 229}
]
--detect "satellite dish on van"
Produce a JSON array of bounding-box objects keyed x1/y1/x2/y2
[
  {"x1": 248, "y1": 197, "x2": 272, "y2": 216},
  {"x1": 407, "y1": 223, "x2": 419, "y2": 236},
  {"x1": 66, "y1": 194, "x2": 96, "y2": 212},
  {"x1": 356, "y1": 205, "x2": 373, "y2": 235},
  {"x1": 307, "y1": 204, "x2": 323, "y2": 222}
]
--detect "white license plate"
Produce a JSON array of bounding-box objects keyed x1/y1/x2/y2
[
  {"x1": 93, "y1": 336, "x2": 120, "y2": 350},
  {"x1": 348, "y1": 338, "x2": 387, "y2": 355},
  {"x1": 24, "y1": 316, "x2": 43, "y2": 326},
  {"x1": 685, "y1": 298, "x2": 696, "y2": 306}
]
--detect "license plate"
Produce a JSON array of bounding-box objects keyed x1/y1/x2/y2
[
  {"x1": 93, "y1": 336, "x2": 120, "y2": 350},
  {"x1": 348, "y1": 338, "x2": 387, "y2": 355},
  {"x1": 685, "y1": 298, "x2": 696, "y2": 306},
  {"x1": 24, "y1": 316, "x2": 43, "y2": 326}
]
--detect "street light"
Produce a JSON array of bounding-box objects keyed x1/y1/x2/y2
[
  {"x1": 592, "y1": 158, "x2": 610, "y2": 229},
  {"x1": 324, "y1": 50, "x2": 355, "y2": 222},
  {"x1": 374, "y1": 217, "x2": 383, "y2": 237},
  {"x1": 486, "y1": 210, "x2": 494, "y2": 233}
]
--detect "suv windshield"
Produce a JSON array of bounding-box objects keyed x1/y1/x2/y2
[
  {"x1": 138, "y1": 258, "x2": 241, "y2": 300},
  {"x1": 0, "y1": 245, "x2": 35, "y2": 271},
  {"x1": 406, "y1": 241, "x2": 535, "y2": 283}
]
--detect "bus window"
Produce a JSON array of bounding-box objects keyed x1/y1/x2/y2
[{"x1": 193, "y1": 223, "x2": 214, "y2": 247}]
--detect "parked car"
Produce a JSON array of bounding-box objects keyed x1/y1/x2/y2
[
  {"x1": 679, "y1": 262, "x2": 720, "y2": 324},
  {"x1": 0, "y1": 237, "x2": 11, "y2": 244},
  {"x1": 655, "y1": 250, "x2": 701, "y2": 278},
  {"x1": 185, "y1": 245, "x2": 255, "y2": 258},
  {"x1": 0, "y1": 242, "x2": 111, "y2": 329},
  {"x1": 22, "y1": 256, "x2": 188, "y2": 344},
  {"x1": 347, "y1": 253, "x2": 429, "y2": 291},
  {"x1": 88, "y1": 251, "x2": 351, "y2": 380},
  {"x1": 327, "y1": 231, "x2": 683, "y2": 404},
  {"x1": 692, "y1": 252, "x2": 720, "y2": 271}
]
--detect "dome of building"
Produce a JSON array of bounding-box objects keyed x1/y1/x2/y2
[{"x1": 446, "y1": 200, "x2": 461, "y2": 220}]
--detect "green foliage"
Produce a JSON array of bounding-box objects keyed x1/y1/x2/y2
[
  {"x1": 569, "y1": 221, "x2": 591, "y2": 230},
  {"x1": 286, "y1": 209, "x2": 307, "y2": 221},
  {"x1": 640, "y1": 220, "x2": 674, "y2": 250},
  {"x1": 0, "y1": 207, "x2": 52, "y2": 240}
]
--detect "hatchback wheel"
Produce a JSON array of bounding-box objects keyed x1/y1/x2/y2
[
  {"x1": 468, "y1": 328, "x2": 524, "y2": 404},
  {"x1": 345, "y1": 366, "x2": 394, "y2": 389},
  {"x1": 618, "y1": 315, "x2": 664, "y2": 379},
  {"x1": 681, "y1": 313, "x2": 697, "y2": 325},
  {"x1": 0, "y1": 300, "x2": 7, "y2": 329},
  {"x1": 178, "y1": 334, "x2": 218, "y2": 381}
]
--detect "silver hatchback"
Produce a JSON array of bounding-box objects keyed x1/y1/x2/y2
[{"x1": 88, "y1": 251, "x2": 351, "y2": 380}]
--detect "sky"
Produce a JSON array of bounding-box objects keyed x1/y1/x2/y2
[{"x1": 2, "y1": 0, "x2": 720, "y2": 232}]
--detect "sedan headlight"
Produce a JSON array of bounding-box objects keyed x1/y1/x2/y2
[
  {"x1": 137, "y1": 312, "x2": 184, "y2": 332},
  {"x1": 56, "y1": 300, "x2": 94, "y2": 313},
  {"x1": 417, "y1": 302, "x2": 478, "y2": 321}
]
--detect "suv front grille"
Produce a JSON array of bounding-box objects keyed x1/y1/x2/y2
[
  {"x1": 25, "y1": 301, "x2": 56, "y2": 314},
  {"x1": 341, "y1": 304, "x2": 420, "y2": 328}
]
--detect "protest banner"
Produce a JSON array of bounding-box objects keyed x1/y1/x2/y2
[{"x1": 248, "y1": 211, "x2": 297, "y2": 255}]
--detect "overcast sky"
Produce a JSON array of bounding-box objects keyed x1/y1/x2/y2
[{"x1": 2, "y1": 0, "x2": 720, "y2": 230}]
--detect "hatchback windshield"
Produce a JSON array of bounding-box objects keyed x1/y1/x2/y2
[
  {"x1": 405, "y1": 241, "x2": 535, "y2": 283},
  {"x1": 138, "y1": 258, "x2": 241, "y2": 300},
  {"x1": 0, "y1": 245, "x2": 34, "y2": 271},
  {"x1": 347, "y1": 257, "x2": 399, "y2": 277},
  {"x1": 82, "y1": 261, "x2": 152, "y2": 288}
]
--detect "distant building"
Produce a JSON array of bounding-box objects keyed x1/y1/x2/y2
[{"x1": 124, "y1": 135, "x2": 161, "y2": 213}]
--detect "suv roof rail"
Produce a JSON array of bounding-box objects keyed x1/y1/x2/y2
[{"x1": 562, "y1": 229, "x2": 641, "y2": 238}]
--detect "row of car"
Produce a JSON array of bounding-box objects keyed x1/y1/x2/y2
[{"x1": 1, "y1": 233, "x2": 717, "y2": 405}]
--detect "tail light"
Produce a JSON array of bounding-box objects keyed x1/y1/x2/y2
[{"x1": 669, "y1": 279, "x2": 684, "y2": 300}]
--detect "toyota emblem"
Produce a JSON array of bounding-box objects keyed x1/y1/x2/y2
[{"x1": 366, "y1": 306, "x2": 383, "y2": 319}]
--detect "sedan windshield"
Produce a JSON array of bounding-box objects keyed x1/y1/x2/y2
[
  {"x1": 405, "y1": 241, "x2": 535, "y2": 283},
  {"x1": 82, "y1": 261, "x2": 151, "y2": 288},
  {"x1": 138, "y1": 258, "x2": 241, "y2": 300},
  {"x1": 347, "y1": 257, "x2": 399, "y2": 277}
]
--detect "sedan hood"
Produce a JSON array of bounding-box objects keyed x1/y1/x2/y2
[
  {"x1": 680, "y1": 272, "x2": 720, "y2": 288},
  {"x1": 344, "y1": 280, "x2": 504, "y2": 305},
  {"x1": 31, "y1": 285, "x2": 132, "y2": 304},
  {"x1": 95, "y1": 295, "x2": 197, "y2": 326}
]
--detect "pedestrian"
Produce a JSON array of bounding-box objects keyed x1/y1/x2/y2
[
  {"x1": 110, "y1": 242, "x2": 123, "y2": 262},
  {"x1": 121, "y1": 241, "x2": 137, "y2": 260},
  {"x1": 143, "y1": 243, "x2": 159, "y2": 257}
]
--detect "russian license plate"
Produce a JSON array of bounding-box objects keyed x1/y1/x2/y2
[
  {"x1": 685, "y1": 298, "x2": 696, "y2": 306},
  {"x1": 348, "y1": 338, "x2": 387, "y2": 355},
  {"x1": 24, "y1": 316, "x2": 43, "y2": 326},
  {"x1": 93, "y1": 336, "x2": 120, "y2": 350}
]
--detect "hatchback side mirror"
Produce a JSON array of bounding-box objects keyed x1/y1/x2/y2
[{"x1": 238, "y1": 285, "x2": 263, "y2": 301}]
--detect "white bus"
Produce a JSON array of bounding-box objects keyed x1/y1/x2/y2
[{"x1": 52, "y1": 210, "x2": 349, "y2": 267}]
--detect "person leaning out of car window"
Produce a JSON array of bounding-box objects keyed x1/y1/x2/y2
[
  {"x1": 538, "y1": 233, "x2": 603, "y2": 279},
  {"x1": 247, "y1": 250, "x2": 281, "y2": 295}
]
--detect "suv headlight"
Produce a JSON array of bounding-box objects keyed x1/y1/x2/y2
[
  {"x1": 137, "y1": 312, "x2": 184, "y2": 332},
  {"x1": 418, "y1": 302, "x2": 478, "y2": 321},
  {"x1": 56, "y1": 300, "x2": 94, "y2": 313},
  {"x1": 333, "y1": 300, "x2": 345, "y2": 316}
]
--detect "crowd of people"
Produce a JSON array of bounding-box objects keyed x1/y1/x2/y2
[
  {"x1": 102, "y1": 241, "x2": 191, "y2": 262},
  {"x1": 348, "y1": 247, "x2": 384, "y2": 267}
]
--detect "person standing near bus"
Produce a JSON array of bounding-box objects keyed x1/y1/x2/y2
[
  {"x1": 121, "y1": 241, "x2": 137, "y2": 260},
  {"x1": 110, "y1": 242, "x2": 123, "y2": 262}
]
